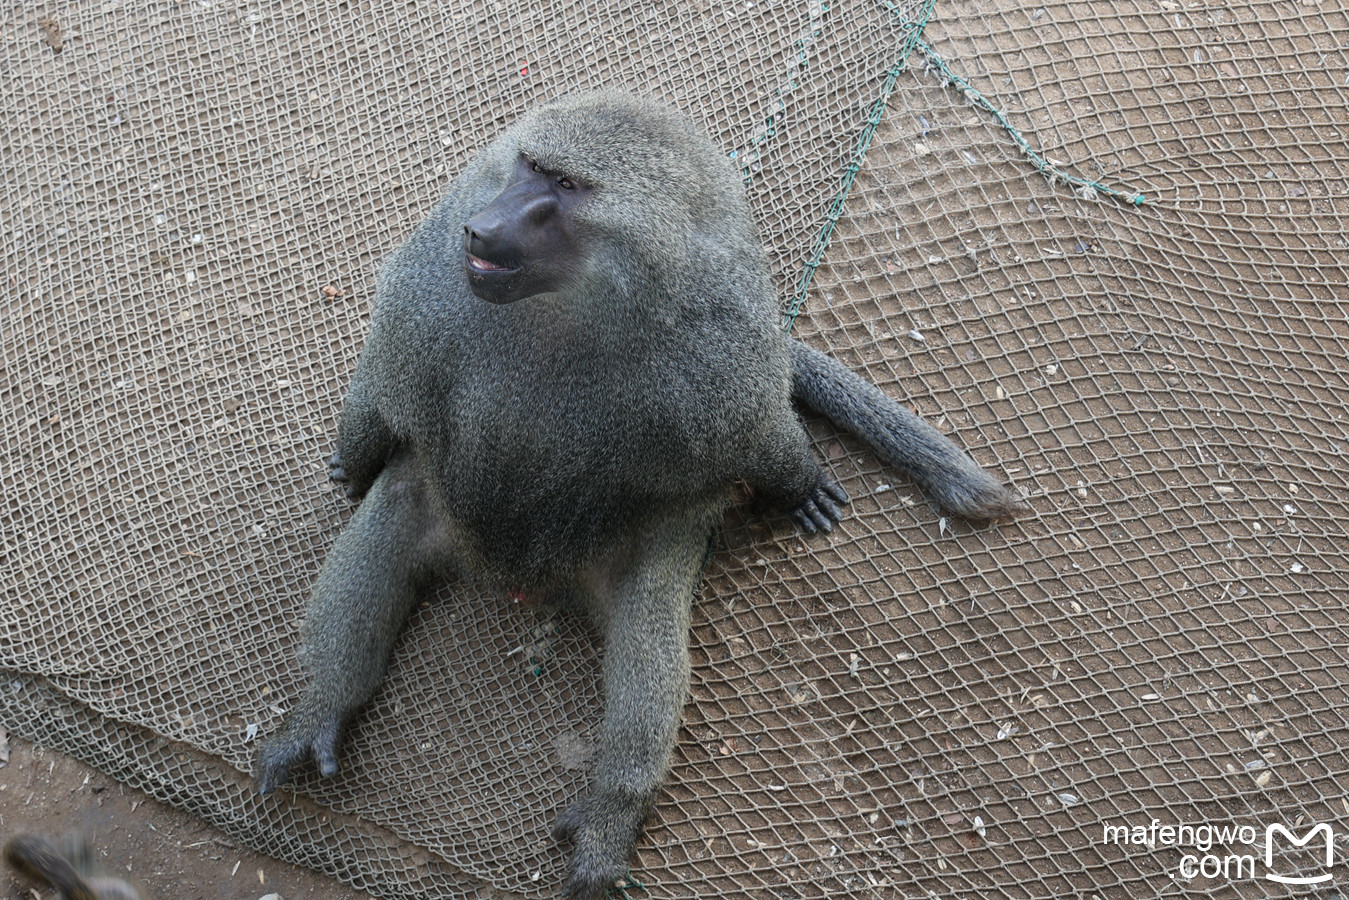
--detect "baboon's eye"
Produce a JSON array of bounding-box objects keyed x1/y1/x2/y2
[
  {"x1": 557, "y1": 177, "x2": 575, "y2": 190},
  {"x1": 531, "y1": 161, "x2": 542, "y2": 173}
]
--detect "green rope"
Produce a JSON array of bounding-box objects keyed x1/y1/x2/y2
[
  {"x1": 783, "y1": 0, "x2": 1145, "y2": 332},
  {"x1": 610, "y1": 873, "x2": 646, "y2": 898},
  {"x1": 877, "y1": 0, "x2": 940, "y2": 60},
  {"x1": 783, "y1": 0, "x2": 937, "y2": 331},
  {"x1": 914, "y1": 37, "x2": 1147, "y2": 208}
]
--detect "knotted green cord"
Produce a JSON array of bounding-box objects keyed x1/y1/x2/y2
[
  {"x1": 784, "y1": 0, "x2": 1145, "y2": 331},
  {"x1": 913, "y1": 37, "x2": 1147, "y2": 208},
  {"x1": 783, "y1": 0, "x2": 936, "y2": 330}
]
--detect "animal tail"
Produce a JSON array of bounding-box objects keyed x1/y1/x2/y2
[{"x1": 790, "y1": 340, "x2": 1026, "y2": 523}]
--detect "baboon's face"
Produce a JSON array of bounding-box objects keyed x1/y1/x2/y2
[{"x1": 462, "y1": 153, "x2": 592, "y2": 304}]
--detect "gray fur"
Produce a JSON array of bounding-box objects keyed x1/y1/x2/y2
[
  {"x1": 791, "y1": 341, "x2": 1024, "y2": 522},
  {"x1": 256, "y1": 90, "x2": 1022, "y2": 899},
  {"x1": 4, "y1": 834, "x2": 142, "y2": 900}
]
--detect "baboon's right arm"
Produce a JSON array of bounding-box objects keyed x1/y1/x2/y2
[
  {"x1": 328, "y1": 384, "x2": 396, "y2": 501},
  {"x1": 745, "y1": 412, "x2": 850, "y2": 534}
]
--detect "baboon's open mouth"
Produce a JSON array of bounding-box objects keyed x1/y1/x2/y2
[{"x1": 466, "y1": 253, "x2": 517, "y2": 274}]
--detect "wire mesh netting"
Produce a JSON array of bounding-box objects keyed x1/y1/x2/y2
[{"x1": 2, "y1": 0, "x2": 1347, "y2": 898}]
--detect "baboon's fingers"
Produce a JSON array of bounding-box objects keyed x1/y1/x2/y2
[
  {"x1": 822, "y1": 478, "x2": 849, "y2": 507},
  {"x1": 552, "y1": 794, "x2": 646, "y2": 900},
  {"x1": 255, "y1": 747, "x2": 292, "y2": 795},
  {"x1": 328, "y1": 452, "x2": 371, "y2": 501},
  {"x1": 790, "y1": 501, "x2": 821, "y2": 534},
  {"x1": 328, "y1": 452, "x2": 347, "y2": 484},
  {"x1": 812, "y1": 484, "x2": 845, "y2": 523},
  {"x1": 791, "y1": 474, "x2": 849, "y2": 535},
  {"x1": 550, "y1": 800, "x2": 582, "y2": 844}
]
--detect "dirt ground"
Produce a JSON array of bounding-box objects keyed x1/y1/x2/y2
[{"x1": 0, "y1": 732, "x2": 371, "y2": 900}]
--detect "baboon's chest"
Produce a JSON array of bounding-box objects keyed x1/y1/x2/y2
[{"x1": 423, "y1": 369, "x2": 725, "y2": 583}]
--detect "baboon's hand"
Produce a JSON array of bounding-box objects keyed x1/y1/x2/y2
[
  {"x1": 552, "y1": 792, "x2": 649, "y2": 900},
  {"x1": 327, "y1": 452, "x2": 367, "y2": 502},
  {"x1": 790, "y1": 472, "x2": 849, "y2": 535},
  {"x1": 256, "y1": 708, "x2": 343, "y2": 795}
]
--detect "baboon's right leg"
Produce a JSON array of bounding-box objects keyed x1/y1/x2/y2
[
  {"x1": 257, "y1": 455, "x2": 448, "y2": 794},
  {"x1": 551, "y1": 513, "x2": 712, "y2": 899}
]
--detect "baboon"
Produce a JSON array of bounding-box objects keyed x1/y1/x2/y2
[
  {"x1": 3, "y1": 833, "x2": 142, "y2": 900},
  {"x1": 257, "y1": 90, "x2": 1023, "y2": 898}
]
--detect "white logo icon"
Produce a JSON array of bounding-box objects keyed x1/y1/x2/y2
[{"x1": 1265, "y1": 823, "x2": 1334, "y2": 885}]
